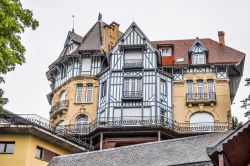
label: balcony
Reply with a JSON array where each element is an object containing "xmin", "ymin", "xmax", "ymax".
[
  {"xmin": 123, "ymin": 59, "xmax": 143, "ymax": 69},
  {"xmin": 122, "ymin": 91, "xmax": 143, "ymax": 101},
  {"xmin": 186, "ymin": 93, "xmax": 216, "ymax": 105},
  {"xmin": 50, "ymin": 100, "xmax": 69, "ymax": 119}
]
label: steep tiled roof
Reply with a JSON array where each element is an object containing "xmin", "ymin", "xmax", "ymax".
[
  {"xmin": 78, "ymin": 21, "xmax": 107, "ymax": 52},
  {"xmin": 49, "ymin": 132, "xmax": 230, "ymax": 166},
  {"xmin": 152, "ymin": 38, "xmax": 245, "ymax": 66}
]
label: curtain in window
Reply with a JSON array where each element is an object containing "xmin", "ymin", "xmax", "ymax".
[{"xmin": 75, "ymin": 84, "xmax": 83, "ymax": 103}]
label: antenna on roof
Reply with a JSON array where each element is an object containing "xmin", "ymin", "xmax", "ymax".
[
  {"xmin": 72, "ymin": 14, "xmax": 75, "ymax": 33},
  {"xmin": 98, "ymin": 12, "xmax": 102, "ymax": 21}
]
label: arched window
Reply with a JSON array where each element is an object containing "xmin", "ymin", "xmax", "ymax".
[
  {"xmin": 75, "ymin": 115, "xmax": 89, "ymax": 133},
  {"xmin": 190, "ymin": 112, "xmax": 214, "ymax": 132}
]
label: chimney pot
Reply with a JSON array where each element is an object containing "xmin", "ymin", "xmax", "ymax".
[{"xmin": 218, "ymin": 31, "xmax": 225, "ymax": 45}]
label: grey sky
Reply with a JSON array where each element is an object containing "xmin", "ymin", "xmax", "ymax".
[{"xmin": 2, "ymin": 0, "xmax": 250, "ymax": 122}]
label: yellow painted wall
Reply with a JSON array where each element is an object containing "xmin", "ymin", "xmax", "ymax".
[
  {"xmin": 51, "ymin": 76, "xmax": 99, "ymax": 125},
  {"xmin": 0, "ymin": 134, "xmax": 70, "ymax": 166},
  {"xmin": 173, "ymin": 72, "xmax": 231, "ymax": 124}
]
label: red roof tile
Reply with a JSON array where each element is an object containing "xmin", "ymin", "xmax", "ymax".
[{"xmin": 152, "ymin": 38, "xmax": 245, "ymax": 66}]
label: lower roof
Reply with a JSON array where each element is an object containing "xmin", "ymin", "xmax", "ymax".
[{"xmin": 49, "ymin": 132, "xmax": 230, "ymax": 166}]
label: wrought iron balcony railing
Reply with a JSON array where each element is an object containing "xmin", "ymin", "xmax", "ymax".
[
  {"xmin": 61, "ymin": 116, "xmax": 231, "ymax": 134},
  {"xmin": 123, "ymin": 59, "xmax": 143, "ymax": 68},
  {"xmin": 50, "ymin": 100, "xmax": 69, "ymax": 118},
  {"xmin": 122, "ymin": 91, "xmax": 143, "ymax": 100},
  {"xmin": 0, "ymin": 113, "xmax": 89, "ymax": 148},
  {"xmin": 186, "ymin": 93, "xmax": 216, "ymax": 103}
]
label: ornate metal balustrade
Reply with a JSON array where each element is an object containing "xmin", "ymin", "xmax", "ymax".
[
  {"xmin": 63, "ymin": 116, "xmax": 231, "ymax": 134},
  {"xmin": 123, "ymin": 59, "xmax": 143, "ymax": 68},
  {"xmin": 122, "ymin": 91, "xmax": 143, "ymax": 100},
  {"xmin": 186, "ymin": 93, "xmax": 216, "ymax": 104},
  {"xmin": 50, "ymin": 100, "xmax": 69, "ymax": 118},
  {"xmin": 0, "ymin": 113, "xmax": 89, "ymax": 148}
]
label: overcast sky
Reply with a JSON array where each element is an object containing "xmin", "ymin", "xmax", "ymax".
[{"xmin": 2, "ymin": 0, "xmax": 250, "ymax": 122}]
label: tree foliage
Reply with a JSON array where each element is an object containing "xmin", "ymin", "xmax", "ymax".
[
  {"xmin": 0, "ymin": 0, "xmax": 39, "ymax": 112},
  {"xmin": 241, "ymin": 78, "xmax": 250, "ymax": 118},
  {"xmin": 232, "ymin": 116, "xmax": 243, "ymax": 130}
]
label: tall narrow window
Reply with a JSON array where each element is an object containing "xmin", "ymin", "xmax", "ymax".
[
  {"xmin": 86, "ymin": 84, "xmax": 93, "ymax": 102},
  {"xmin": 75, "ymin": 84, "xmax": 83, "ymax": 103},
  {"xmin": 101, "ymin": 81, "xmax": 107, "ymax": 98},
  {"xmin": 186, "ymin": 80, "xmax": 193, "ymax": 100},
  {"xmin": 197, "ymin": 80, "xmax": 204, "ymax": 99},
  {"xmin": 207, "ymin": 79, "xmax": 215, "ymax": 99},
  {"xmin": 160, "ymin": 79, "xmax": 166, "ymax": 95}
]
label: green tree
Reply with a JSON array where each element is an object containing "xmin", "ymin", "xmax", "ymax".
[
  {"xmin": 241, "ymin": 78, "xmax": 250, "ymax": 119},
  {"xmin": 232, "ymin": 116, "xmax": 243, "ymax": 130},
  {"xmin": 0, "ymin": 0, "xmax": 39, "ymax": 112}
]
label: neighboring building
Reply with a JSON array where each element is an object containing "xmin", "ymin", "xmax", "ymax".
[
  {"xmin": 0, "ymin": 111, "xmax": 86, "ymax": 166},
  {"xmin": 152, "ymin": 33, "xmax": 245, "ymax": 129},
  {"xmin": 49, "ymin": 120, "xmax": 250, "ymax": 166},
  {"xmin": 46, "ymin": 15, "xmax": 120, "ymax": 130}
]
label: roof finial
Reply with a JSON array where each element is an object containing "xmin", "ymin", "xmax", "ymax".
[
  {"xmin": 72, "ymin": 14, "xmax": 75, "ymax": 33},
  {"xmin": 98, "ymin": 12, "xmax": 102, "ymax": 21}
]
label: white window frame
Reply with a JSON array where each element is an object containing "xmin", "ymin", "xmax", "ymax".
[
  {"xmin": 86, "ymin": 84, "xmax": 93, "ymax": 103},
  {"xmin": 186, "ymin": 80, "xmax": 193, "ymax": 100},
  {"xmin": 197, "ymin": 80, "xmax": 204, "ymax": 99},
  {"xmin": 124, "ymin": 78, "xmax": 142, "ymax": 92},
  {"xmin": 75, "ymin": 84, "xmax": 83, "ymax": 103},
  {"xmin": 160, "ymin": 48, "xmax": 172, "ymax": 57},
  {"xmin": 207, "ymin": 79, "xmax": 215, "ymax": 99}
]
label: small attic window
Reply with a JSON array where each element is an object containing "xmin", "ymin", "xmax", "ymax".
[{"xmin": 159, "ymin": 48, "xmax": 172, "ymax": 57}]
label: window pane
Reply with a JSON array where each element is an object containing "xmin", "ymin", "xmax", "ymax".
[
  {"xmin": 102, "ymin": 82, "xmax": 107, "ymax": 97},
  {"xmin": 0, "ymin": 143, "xmax": 5, "ymax": 153},
  {"xmin": 36, "ymin": 147, "xmax": 43, "ymax": 159},
  {"xmin": 86, "ymin": 84, "xmax": 93, "ymax": 102},
  {"xmin": 75, "ymin": 84, "xmax": 83, "ymax": 103},
  {"xmin": 6, "ymin": 143, "xmax": 14, "ymax": 153}
]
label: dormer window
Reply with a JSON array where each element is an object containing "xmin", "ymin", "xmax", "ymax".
[
  {"xmin": 67, "ymin": 43, "xmax": 77, "ymax": 55},
  {"xmin": 159, "ymin": 48, "xmax": 172, "ymax": 57},
  {"xmin": 189, "ymin": 37, "xmax": 208, "ymax": 65},
  {"xmin": 192, "ymin": 52, "xmax": 206, "ymax": 65}
]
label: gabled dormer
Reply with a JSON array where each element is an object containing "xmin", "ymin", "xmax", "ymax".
[
  {"xmin": 109, "ymin": 22, "xmax": 161, "ymax": 70},
  {"xmin": 188, "ymin": 37, "xmax": 208, "ymax": 65}
]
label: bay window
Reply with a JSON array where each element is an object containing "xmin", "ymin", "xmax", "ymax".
[{"xmin": 124, "ymin": 78, "xmax": 142, "ymax": 98}]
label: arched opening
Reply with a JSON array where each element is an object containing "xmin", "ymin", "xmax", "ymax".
[
  {"xmin": 190, "ymin": 112, "xmax": 214, "ymax": 132},
  {"xmin": 75, "ymin": 115, "xmax": 89, "ymax": 133}
]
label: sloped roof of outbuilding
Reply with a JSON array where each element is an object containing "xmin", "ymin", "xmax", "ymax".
[{"xmin": 49, "ymin": 132, "xmax": 230, "ymax": 166}]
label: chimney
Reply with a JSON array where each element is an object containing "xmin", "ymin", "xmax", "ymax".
[{"xmin": 218, "ymin": 31, "xmax": 225, "ymax": 45}]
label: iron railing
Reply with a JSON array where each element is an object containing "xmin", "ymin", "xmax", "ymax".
[
  {"xmin": 186, "ymin": 93, "xmax": 216, "ymax": 102},
  {"xmin": 124, "ymin": 59, "xmax": 143, "ymax": 68},
  {"xmin": 0, "ymin": 113, "xmax": 89, "ymax": 148},
  {"xmin": 63, "ymin": 116, "xmax": 231, "ymax": 134},
  {"xmin": 123, "ymin": 91, "xmax": 143, "ymax": 99},
  {"xmin": 50, "ymin": 100, "xmax": 69, "ymax": 114},
  {"xmin": 0, "ymin": 114, "xmax": 231, "ymax": 144}
]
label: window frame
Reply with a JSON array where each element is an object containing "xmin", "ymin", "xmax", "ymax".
[
  {"xmin": 75, "ymin": 83, "xmax": 83, "ymax": 103},
  {"xmin": 35, "ymin": 146, "xmax": 43, "ymax": 160},
  {"xmin": 101, "ymin": 81, "xmax": 107, "ymax": 98},
  {"xmin": 86, "ymin": 84, "xmax": 93, "ymax": 103},
  {"xmin": 0, "ymin": 142, "xmax": 15, "ymax": 154},
  {"xmin": 160, "ymin": 47, "xmax": 172, "ymax": 57}
]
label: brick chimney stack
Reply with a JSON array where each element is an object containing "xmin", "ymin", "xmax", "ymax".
[{"xmin": 218, "ymin": 31, "xmax": 225, "ymax": 45}]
